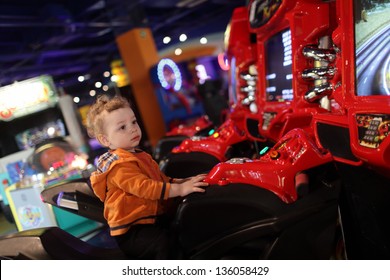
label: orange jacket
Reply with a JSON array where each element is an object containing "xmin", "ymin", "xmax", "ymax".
[{"xmin": 90, "ymin": 148, "xmax": 171, "ymax": 236}]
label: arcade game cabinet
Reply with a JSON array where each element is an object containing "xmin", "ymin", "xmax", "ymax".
[
  {"xmin": 153, "ymin": 115, "xmax": 214, "ymax": 162},
  {"xmin": 150, "ymin": 58, "xmax": 206, "ymax": 130},
  {"xmin": 151, "ymin": 56, "xmax": 227, "ymax": 163},
  {"xmin": 0, "ymin": 75, "xmax": 99, "ymax": 237},
  {"xmin": 0, "ymin": 75, "xmax": 64, "ymax": 228},
  {"xmin": 174, "ymin": 0, "xmax": 342, "ymax": 259},
  {"xmin": 248, "ymin": 0, "xmax": 335, "ymax": 144},
  {"xmin": 161, "ymin": 0, "xmax": 334, "ymax": 179},
  {"xmin": 160, "ymin": 7, "xmax": 264, "ymax": 178},
  {"xmin": 4, "ymin": 137, "xmax": 99, "ymax": 236},
  {"xmin": 311, "ymin": 0, "xmax": 390, "ymax": 259},
  {"xmin": 185, "ymin": 0, "xmax": 390, "ymax": 259}
]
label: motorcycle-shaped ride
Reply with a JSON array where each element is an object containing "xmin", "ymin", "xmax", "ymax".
[{"xmin": 0, "ymin": 127, "xmax": 340, "ymax": 260}]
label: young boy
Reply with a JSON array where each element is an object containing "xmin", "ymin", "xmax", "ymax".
[{"xmin": 86, "ymin": 94, "xmax": 208, "ymax": 259}]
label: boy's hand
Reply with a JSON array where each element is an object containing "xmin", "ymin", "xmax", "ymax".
[
  {"xmin": 169, "ymin": 174, "xmax": 209, "ymax": 197},
  {"xmin": 172, "ymin": 174, "xmax": 208, "ymax": 184}
]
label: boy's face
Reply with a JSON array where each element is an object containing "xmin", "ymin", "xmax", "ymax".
[{"xmin": 98, "ymin": 107, "xmax": 142, "ymax": 151}]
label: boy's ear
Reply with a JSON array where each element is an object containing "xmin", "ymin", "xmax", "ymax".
[{"xmin": 97, "ymin": 134, "xmax": 110, "ymax": 147}]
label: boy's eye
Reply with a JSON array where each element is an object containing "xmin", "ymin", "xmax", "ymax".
[
  {"xmin": 120, "ymin": 125, "xmax": 126, "ymax": 130},
  {"xmin": 132, "ymin": 120, "xmax": 138, "ymax": 125}
]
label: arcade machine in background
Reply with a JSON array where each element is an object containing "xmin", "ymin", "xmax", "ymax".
[
  {"xmin": 202, "ymin": 0, "xmax": 340, "ymax": 206},
  {"xmin": 247, "ymin": 0, "xmax": 335, "ymax": 145},
  {"xmin": 200, "ymin": 0, "xmax": 390, "ymax": 259},
  {"xmin": 175, "ymin": 0, "xmax": 343, "ymax": 259},
  {"xmin": 159, "ymin": 6, "xmax": 266, "ymax": 178},
  {"xmin": 151, "ymin": 56, "xmax": 229, "ymax": 162},
  {"xmin": 0, "ymin": 75, "xmax": 100, "ymax": 237}
]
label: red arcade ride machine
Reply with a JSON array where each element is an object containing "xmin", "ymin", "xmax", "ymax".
[
  {"xmin": 310, "ymin": 0, "xmax": 390, "ymax": 259},
  {"xmin": 160, "ymin": 7, "xmax": 265, "ymax": 178},
  {"xmin": 205, "ymin": 0, "xmax": 338, "ymax": 197},
  {"xmin": 173, "ymin": 0, "xmax": 343, "ymax": 259},
  {"xmin": 153, "ymin": 115, "xmax": 214, "ymax": 162},
  {"xmin": 161, "ymin": 0, "xmax": 336, "ymax": 179},
  {"xmin": 197, "ymin": 0, "xmax": 390, "ymax": 259}
]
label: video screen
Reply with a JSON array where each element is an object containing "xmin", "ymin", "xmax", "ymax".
[
  {"xmin": 0, "ymin": 106, "xmax": 68, "ymax": 157},
  {"xmin": 264, "ymin": 28, "xmax": 293, "ymax": 102},
  {"xmin": 354, "ymin": 0, "xmax": 390, "ymax": 96},
  {"xmin": 15, "ymin": 119, "xmax": 66, "ymax": 150}
]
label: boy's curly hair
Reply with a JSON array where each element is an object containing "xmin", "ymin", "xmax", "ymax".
[{"xmin": 86, "ymin": 95, "xmax": 131, "ymax": 138}]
